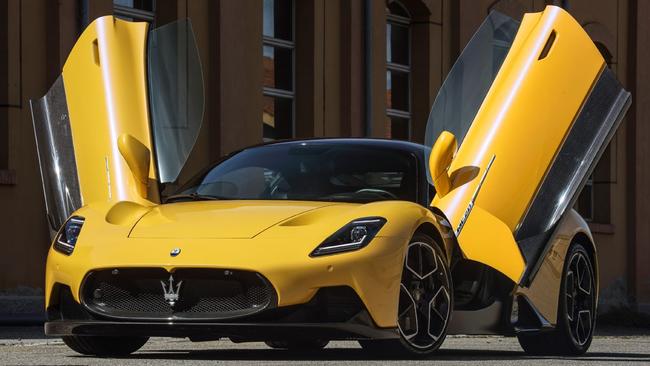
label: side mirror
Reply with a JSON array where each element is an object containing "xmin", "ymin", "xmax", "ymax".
[
  {"xmin": 117, "ymin": 133, "xmax": 151, "ymax": 198},
  {"xmin": 429, "ymin": 131, "xmax": 457, "ymax": 197}
]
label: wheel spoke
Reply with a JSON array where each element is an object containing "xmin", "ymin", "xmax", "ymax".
[
  {"xmin": 566, "ymin": 271, "xmax": 575, "ymax": 321},
  {"xmin": 576, "ymin": 310, "xmax": 591, "ymax": 345},
  {"xmin": 577, "ymin": 257, "xmax": 592, "ymax": 296},
  {"xmin": 576, "ymin": 258, "xmax": 584, "ymax": 287},
  {"xmin": 405, "ymin": 243, "xmax": 438, "ymax": 280},
  {"xmin": 428, "ymin": 286, "xmax": 450, "ymax": 341},
  {"xmin": 398, "ymin": 284, "xmax": 418, "ymax": 339}
]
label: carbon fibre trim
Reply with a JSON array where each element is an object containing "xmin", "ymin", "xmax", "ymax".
[
  {"xmin": 30, "ymin": 76, "xmax": 83, "ymax": 231},
  {"xmin": 44, "ymin": 320, "xmax": 399, "ymax": 341},
  {"xmin": 515, "ymin": 68, "xmax": 630, "ymax": 266}
]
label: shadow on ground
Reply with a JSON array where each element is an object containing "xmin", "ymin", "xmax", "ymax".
[
  {"xmin": 70, "ymin": 347, "xmax": 650, "ymax": 363},
  {"xmin": 0, "ymin": 326, "xmax": 46, "ymax": 340}
]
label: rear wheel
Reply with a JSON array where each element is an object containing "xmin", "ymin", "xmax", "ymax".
[
  {"xmin": 62, "ymin": 335, "xmax": 148, "ymax": 356},
  {"xmin": 359, "ymin": 233, "xmax": 452, "ymax": 356},
  {"xmin": 265, "ymin": 340, "xmax": 329, "ymax": 350},
  {"xmin": 517, "ymin": 242, "xmax": 596, "ymax": 355}
]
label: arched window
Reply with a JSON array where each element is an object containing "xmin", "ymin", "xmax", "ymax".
[
  {"xmin": 263, "ymin": 0, "xmax": 294, "ymax": 141},
  {"xmin": 386, "ymin": 0, "xmax": 411, "ymax": 140}
]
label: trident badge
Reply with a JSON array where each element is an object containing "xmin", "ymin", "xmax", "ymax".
[{"xmin": 160, "ymin": 275, "xmax": 182, "ymax": 307}]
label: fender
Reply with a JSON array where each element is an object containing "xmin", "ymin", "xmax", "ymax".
[{"xmin": 516, "ymin": 209, "xmax": 597, "ymax": 327}]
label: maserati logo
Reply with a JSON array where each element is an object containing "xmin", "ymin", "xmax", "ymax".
[{"xmin": 160, "ymin": 275, "xmax": 182, "ymax": 307}]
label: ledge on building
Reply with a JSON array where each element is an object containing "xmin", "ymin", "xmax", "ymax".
[
  {"xmin": 0, "ymin": 169, "xmax": 16, "ymax": 185},
  {"xmin": 588, "ymin": 222, "xmax": 615, "ymax": 235}
]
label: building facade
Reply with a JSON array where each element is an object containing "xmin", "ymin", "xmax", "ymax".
[{"xmin": 1, "ymin": 0, "xmax": 649, "ymax": 320}]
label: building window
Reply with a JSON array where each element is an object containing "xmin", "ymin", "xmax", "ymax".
[
  {"xmin": 263, "ymin": 0, "xmax": 294, "ymax": 141},
  {"xmin": 386, "ymin": 0, "xmax": 411, "ymax": 140},
  {"xmin": 576, "ymin": 146, "xmax": 612, "ymax": 224},
  {"xmin": 0, "ymin": 0, "xmax": 19, "ymax": 184},
  {"xmin": 576, "ymin": 41, "xmax": 615, "ymax": 224},
  {"xmin": 113, "ymin": 0, "xmax": 156, "ymax": 23},
  {"xmin": 0, "ymin": 112, "xmax": 7, "ymax": 171},
  {"xmin": 1, "ymin": 5, "xmax": 8, "ymax": 171}
]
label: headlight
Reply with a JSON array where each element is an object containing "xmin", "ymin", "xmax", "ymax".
[
  {"xmin": 310, "ymin": 217, "xmax": 387, "ymax": 257},
  {"xmin": 54, "ymin": 216, "xmax": 85, "ymax": 255}
]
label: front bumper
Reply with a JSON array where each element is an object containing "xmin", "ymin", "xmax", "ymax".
[
  {"xmin": 46, "ymin": 235, "xmax": 407, "ymax": 327},
  {"xmin": 45, "ymin": 285, "xmax": 398, "ymax": 341}
]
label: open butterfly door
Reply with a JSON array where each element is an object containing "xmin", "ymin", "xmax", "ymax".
[
  {"xmin": 31, "ymin": 17, "xmax": 203, "ymax": 231},
  {"xmin": 425, "ymin": 6, "xmax": 630, "ymax": 283}
]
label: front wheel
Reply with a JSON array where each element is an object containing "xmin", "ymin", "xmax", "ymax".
[
  {"xmin": 62, "ymin": 335, "xmax": 148, "ymax": 356},
  {"xmin": 360, "ymin": 233, "xmax": 453, "ymax": 356},
  {"xmin": 517, "ymin": 242, "xmax": 597, "ymax": 355}
]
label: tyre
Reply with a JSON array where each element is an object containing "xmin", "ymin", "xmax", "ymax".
[
  {"xmin": 62, "ymin": 335, "xmax": 149, "ymax": 356},
  {"xmin": 517, "ymin": 242, "xmax": 596, "ymax": 356},
  {"xmin": 359, "ymin": 233, "xmax": 453, "ymax": 356},
  {"xmin": 265, "ymin": 340, "xmax": 329, "ymax": 350}
]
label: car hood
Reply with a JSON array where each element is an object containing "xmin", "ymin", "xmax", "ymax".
[{"xmin": 128, "ymin": 200, "xmax": 339, "ymax": 239}]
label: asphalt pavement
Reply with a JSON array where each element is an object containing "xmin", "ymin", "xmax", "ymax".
[{"xmin": 1, "ymin": 326, "xmax": 649, "ymax": 365}]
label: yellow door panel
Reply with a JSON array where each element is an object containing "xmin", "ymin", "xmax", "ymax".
[
  {"xmin": 32, "ymin": 17, "xmax": 205, "ymax": 231},
  {"xmin": 62, "ymin": 16, "xmax": 158, "ymax": 206},
  {"xmin": 428, "ymin": 6, "xmax": 610, "ymax": 282}
]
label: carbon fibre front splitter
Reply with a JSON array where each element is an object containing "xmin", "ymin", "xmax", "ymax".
[{"xmin": 44, "ymin": 320, "xmax": 399, "ymax": 341}]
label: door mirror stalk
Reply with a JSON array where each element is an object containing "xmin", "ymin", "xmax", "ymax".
[
  {"xmin": 118, "ymin": 133, "xmax": 151, "ymax": 198},
  {"xmin": 429, "ymin": 131, "xmax": 457, "ymax": 197}
]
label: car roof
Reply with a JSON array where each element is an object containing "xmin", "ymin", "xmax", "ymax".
[{"xmin": 244, "ymin": 138, "xmax": 427, "ymax": 156}]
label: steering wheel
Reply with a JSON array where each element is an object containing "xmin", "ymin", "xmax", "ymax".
[
  {"xmin": 354, "ymin": 188, "xmax": 398, "ymax": 199},
  {"xmin": 268, "ymin": 177, "xmax": 290, "ymax": 198}
]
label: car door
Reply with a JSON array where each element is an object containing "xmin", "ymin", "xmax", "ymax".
[
  {"xmin": 31, "ymin": 17, "xmax": 203, "ymax": 231},
  {"xmin": 425, "ymin": 6, "xmax": 630, "ymax": 283}
]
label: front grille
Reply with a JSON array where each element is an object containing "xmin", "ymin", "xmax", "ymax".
[{"xmin": 82, "ymin": 268, "xmax": 275, "ymax": 321}]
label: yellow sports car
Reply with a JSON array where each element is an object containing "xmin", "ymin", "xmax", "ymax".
[{"xmin": 31, "ymin": 6, "xmax": 629, "ymax": 357}]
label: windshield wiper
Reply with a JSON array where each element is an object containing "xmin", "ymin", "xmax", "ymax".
[{"xmin": 165, "ymin": 192, "xmax": 225, "ymax": 203}]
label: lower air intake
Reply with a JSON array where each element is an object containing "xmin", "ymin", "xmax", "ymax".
[{"xmin": 82, "ymin": 268, "xmax": 275, "ymax": 321}]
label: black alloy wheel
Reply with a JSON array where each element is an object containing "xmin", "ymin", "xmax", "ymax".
[
  {"xmin": 359, "ymin": 233, "xmax": 452, "ymax": 356},
  {"xmin": 517, "ymin": 242, "xmax": 597, "ymax": 355},
  {"xmin": 564, "ymin": 248, "xmax": 596, "ymax": 347}
]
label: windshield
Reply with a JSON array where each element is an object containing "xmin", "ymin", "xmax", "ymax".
[
  {"xmin": 424, "ymin": 11, "xmax": 519, "ymax": 183},
  {"xmin": 148, "ymin": 19, "xmax": 204, "ymax": 183},
  {"xmin": 175, "ymin": 143, "xmax": 417, "ymax": 203}
]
